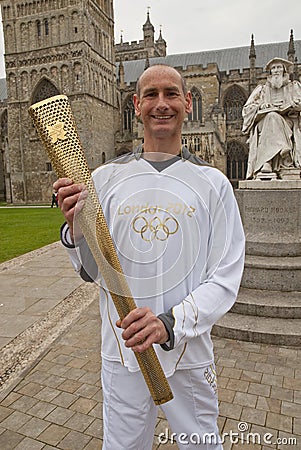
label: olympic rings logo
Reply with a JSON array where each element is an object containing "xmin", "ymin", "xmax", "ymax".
[{"xmin": 132, "ymin": 215, "xmax": 179, "ymax": 242}]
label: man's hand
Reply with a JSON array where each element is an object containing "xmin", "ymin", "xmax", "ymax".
[
  {"xmin": 53, "ymin": 178, "xmax": 86, "ymax": 242},
  {"xmin": 116, "ymin": 307, "xmax": 169, "ymax": 353},
  {"xmin": 259, "ymin": 103, "xmax": 272, "ymax": 110}
]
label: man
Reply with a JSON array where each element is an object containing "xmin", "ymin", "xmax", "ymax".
[
  {"xmin": 54, "ymin": 65, "xmax": 245, "ymax": 449},
  {"xmin": 242, "ymin": 57, "xmax": 301, "ymax": 179},
  {"xmin": 51, "ymin": 190, "xmax": 58, "ymax": 207}
]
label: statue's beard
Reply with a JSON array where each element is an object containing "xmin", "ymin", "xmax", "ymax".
[{"xmin": 267, "ymin": 72, "xmax": 289, "ymax": 89}]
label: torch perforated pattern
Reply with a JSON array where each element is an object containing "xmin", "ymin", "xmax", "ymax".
[{"xmin": 29, "ymin": 95, "xmax": 173, "ymax": 405}]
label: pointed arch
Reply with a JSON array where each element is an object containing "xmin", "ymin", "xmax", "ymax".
[
  {"xmin": 71, "ymin": 10, "xmax": 79, "ymax": 34},
  {"xmin": 223, "ymin": 85, "xmax": 247, "ymax": 122},
  {"xmin": 31, "ymin": 77, "xmax": 60, "ymax": 105},
  {"xmin": 123, "ymin": 94, "xmax": 135, "ymax": 132},
  {"xmin": 20, "ymin": 22, "xmax": 28, "ymax": 50},
  {"xmin": 188, "ymin": 87, "xmax": 202, "ymax": 122},
  {"xmin": 61, "ymin": 64, "xmax": 70, "ymax": 92},
  {"xmin": 20, "ymin": 71, "xmax": 29, "ymax": 99},
  {"xmin": 5, "ymin": 24, "xmax": 14, "ymax": 52},
  {"xmin": 36, "ymin": 19, "xmax": 41, "ymax": 37},
  {"xmin": 226, "ymin": 140, "xmax": 248, "ymax": 187}
]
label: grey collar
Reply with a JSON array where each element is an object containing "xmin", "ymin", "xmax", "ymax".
[{"xmin": 134, "ymin": 145, "xmax": 190, "ymax": 161}]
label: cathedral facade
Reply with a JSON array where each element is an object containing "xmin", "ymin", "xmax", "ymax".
[
  {"xmin": 0, "ymin": 0, "xmax": 117, "ymax": 203},
  {"xmin": 115, "ymin": 27, "xmax": 301, "ymax": 187},
  {"xmin": 0, "ymin": 3, "xmax": 300, "ymax": 203}
]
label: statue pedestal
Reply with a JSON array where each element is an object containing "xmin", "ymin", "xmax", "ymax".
[
  {"xmin": 213, "ymin": 179, "xmax": 301, "ymax": 346},
  {"xmin": 237, "ymin": 179, "xmax": 301, "ymax": 260}
]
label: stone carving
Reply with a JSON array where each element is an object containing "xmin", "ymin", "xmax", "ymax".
[{"xmin": 242, "ymin": 57, "xmax": 301, "ymax": 179}]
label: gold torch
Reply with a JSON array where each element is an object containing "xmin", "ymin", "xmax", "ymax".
[{"xmin": 29, "ymin": 95, "xmax": 173, "ymax": 405}]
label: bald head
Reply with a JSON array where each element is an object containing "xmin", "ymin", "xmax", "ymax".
[{"xmin": 136, "ymin": 64, "xmax": 187, "ymax": 97}]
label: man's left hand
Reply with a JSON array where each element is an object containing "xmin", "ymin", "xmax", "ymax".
[{"xmin": 116, "ymin": 307, "xmax": 168, "ymax": 353}]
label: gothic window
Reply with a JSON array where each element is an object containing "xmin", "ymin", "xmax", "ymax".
[
  {"xmin": 44, "ymin": 19, "xmax": 49, "ymax": 36},
  {"xmin": 99, "ymin": 73, "xmax": 103, "ymax": 97},
  {"xmin": 31, "ymin": 78, "xmax": 60, "ymax": 104},
  {"xmin": 94, "ymin": 74, "xmax": 99, "ymax": 97},
  {"xmin": 37, "ymin": 20, "xmax": 41, "ymax": 37},
  {"xmin": 61, "ymin": 65, "xmax": 70, "ymax": 92},
  {"xmin": 123, "ymin": 96, "xmax": 134, "ymax": 132},
  {"xmin": 3, "ymin": 6, "xmax": 11, "ymax": 19},
  {"xmin": 182, "ymin": 136, "xmax": 188, "ymax": 147},
  {"xmin": 74, "ymin": 62, "xmax": 81, "ymax": 87},
  {"xmin": 102, "ymin": 152, "xmax": 106, "ymax": 164},
  {"xmin": 193, "ymin": 136, "xmax": 201, "ymax": 153},
  {"xmin": 103, "ymin": 77, "xmax": 107, "ymax": 101},
  {"xmin": 223, "ymin": 85, "xmax": 247, "ymax": 123},
  {"xmin": 59, "ymin": 15, "xmax": 65, "ymax": 43},
  {"xmin": 72, "ymin": 11, "xmax": 79, "ymax": 34},
  {"xmin": 20, "ymin": 23, "xmax": 28, "ymax": 50},
  {"xmin": 20, "ymin": 72, "xmax": 29, "ymax": 99},
  {"xmin": 5, "ymin": 24, "xmax": 14, "ymax": 52},
  {"xmin": 188, "ymin": 88, "xmax": 202, "ymax": 122},
  {"xmin": 226, "ymin": 141, "xmax": 248, "ymax": 188},
  {"xmin": 30, "ymin": 70, "xmax": 38, "ymax": 87},
  {"xmin": 50, "ymin": 16, "xmax": 57, "ymax": 44},
  {"xmin": 8, "ymin": 73, "xmax": 17, "ymax": 99}
]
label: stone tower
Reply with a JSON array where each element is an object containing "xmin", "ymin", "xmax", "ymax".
[
  {"xmin": 142, "ymin": 10, "xmax": 155, "ymax": 50},
  {"xmin": 0, "ymin": 0, "xmax": 117, "ymax": 203},
  {"xmin": 115, "ymin": 10, "xmax": 166, "ymax": 62}
]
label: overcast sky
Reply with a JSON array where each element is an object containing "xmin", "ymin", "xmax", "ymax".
[
  {"xmin": 114, "ymin": 0, "xmax": 301, "ymax": 53},
  {"xmin": 0, "ymin": 0, "xmax": 300, "ymax": 78}
]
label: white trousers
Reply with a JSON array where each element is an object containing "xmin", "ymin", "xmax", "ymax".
[{"xmin": 101, "ymin": 359, "xmax": 223, "ymax": 450}]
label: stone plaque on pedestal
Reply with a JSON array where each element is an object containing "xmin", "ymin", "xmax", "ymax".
[
  {"xmin": 235, "ymin": 180, "xmax": 301, "ymax": 291},
  {"xmin": 236, "ymin": 180, "xmax": 301, "ymax": 258}
]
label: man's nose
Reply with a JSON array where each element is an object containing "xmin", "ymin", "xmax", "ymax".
[{"xmin": 156, "ymin": 93, "xmax": 168, "ymax": 109}]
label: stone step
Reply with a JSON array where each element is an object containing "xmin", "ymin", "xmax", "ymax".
[
  {"xmin": 242, "ymin": 255, "xmax": 301, "ymax": 291},
  {"xmin": 213, "ymin": 312, "xmax": 301, "ymax": 346},
  {"xmin": 233, "ymin": 287, "xmax": 301, "ymax": 318},
  {"xmin": 245, "ymin": 255, "xmax": 301, "ymax": 269}
]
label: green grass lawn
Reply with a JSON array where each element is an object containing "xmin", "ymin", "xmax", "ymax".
[{"xmin": 0, "ymin": 207, "xmax": 64, "ymax": 263}]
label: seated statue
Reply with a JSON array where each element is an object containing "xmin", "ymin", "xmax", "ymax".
[{"xmin": 242, "ymin": 57, "xmax": 301, "ymax": 179}]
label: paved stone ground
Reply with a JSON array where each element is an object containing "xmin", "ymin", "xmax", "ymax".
[{"xmin": 0, "ymin": 244, "xmax": 300, "ymax": 449}]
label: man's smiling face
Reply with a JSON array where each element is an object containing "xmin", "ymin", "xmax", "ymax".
[{"xmin": 133, "ymin": 66, "xmax": 192, "ymax": 143}]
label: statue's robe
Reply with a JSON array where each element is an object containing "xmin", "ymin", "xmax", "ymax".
[{"xmin": 242, "ymin": 80, "xmax": 301, "ymax": 178}]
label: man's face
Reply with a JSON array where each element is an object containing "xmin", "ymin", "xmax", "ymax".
[
  {"xmin": 271, "ymin": 63, "xmax": 284, "ymax": 77},
  {"xmin": 133, "ymin": 66, "xmax": 192, "ymax": 141},
  {"xmin": 269, "ymin": 63, "xmax": 285, "ymax": 89}
]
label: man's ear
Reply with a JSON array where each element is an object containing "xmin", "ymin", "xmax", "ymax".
[
  {"xmin": 133, "ymin": 94, "xmax": 141, "ymax": 117},
  {"xmin": 185, "ymin": 91, "xmax": 192, "ymax": 114}
]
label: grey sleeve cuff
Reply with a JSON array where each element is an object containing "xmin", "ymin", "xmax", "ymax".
[
  {"xmin": 60, "ymin": 222, "xmax": 97, "ymax": 283},
  {"xmin": 157, "ymin": 309, "xmax": 175, "ymax": 351}
]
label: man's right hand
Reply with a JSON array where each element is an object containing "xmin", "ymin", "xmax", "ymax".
[{"xmin": 53, "ymin": 178, "xmax": 85, "ymax": 242}]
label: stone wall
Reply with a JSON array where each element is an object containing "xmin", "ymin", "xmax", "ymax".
[{"xmin": 1, "ymin": 0, "xmax": 117, "ymax": 203}]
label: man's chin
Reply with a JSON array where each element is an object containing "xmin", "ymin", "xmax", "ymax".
[{"xmin": 151, "ymin": 128, "xmax": 174, "ymax": 138}]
